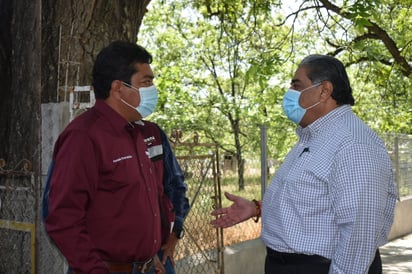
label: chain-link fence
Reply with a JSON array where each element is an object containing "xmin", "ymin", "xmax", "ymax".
[
  {"xmin": 170, "ymin": 131, "xmax": 224, "ymax": 273},
  {"xmin": 170, "ymin": 131, "xmax": 265, "ymax": 274},
  {"xmin": 0, "ymin": 160, "xmax": 37, "ymax": 274},
  {"xmin": 213, "ymin": 132, "xmax": 412, "ymax": 251},
  {"xmin": 1, "ymin": 106, "xmax": 410, "ymax": 274},
  {"xmin": 381, "ymin": 133, "xmax": 412, "ymax": 199},
  {"xmin": 0, "ymin": 103, "xmax": 68, "ymax": 274}
]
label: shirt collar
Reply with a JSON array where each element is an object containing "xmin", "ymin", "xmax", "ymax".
[
  {"xmin": 93, "ymin": 99, "xmax": 130, "ymax": 134},
  {"xmin": 297, "ymin": 105, "xmax": 352, "ymax": 139}
]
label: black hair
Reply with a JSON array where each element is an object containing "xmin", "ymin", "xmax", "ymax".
[
  {"xmin": 92, "ymin": 41, "xmax": 153, "ymax": 99},
  {"xmin": 299, "ymin": 54, "xmax": 355, "ymax": 105}
]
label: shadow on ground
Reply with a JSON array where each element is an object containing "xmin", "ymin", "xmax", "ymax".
[{"xmin": 381, "ymin": 234, "xmax": 412, "ymax": 274}]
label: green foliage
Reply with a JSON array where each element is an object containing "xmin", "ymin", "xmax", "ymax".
[
  {"xmin": 286, "ymin": 0, "xmax": 411, "ymax": 133},
  {"xmin": 139, "ymin": 0, "xmax": 411, "ymax": 178},
  {"xmin": 141, "ymin": 0, "xmax": 297, "ymax": 165},
  {"xmin": 220, "ymin": 175, "xmax": 262, "ymax": 204}
]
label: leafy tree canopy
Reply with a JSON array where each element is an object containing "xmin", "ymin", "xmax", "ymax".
[{"xmin": 139, "ymin": 0, "xmax": 411, "ymax": 186}]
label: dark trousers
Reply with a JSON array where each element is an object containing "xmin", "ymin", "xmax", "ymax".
[{"xmin": 265, "ymin": 248, "xmax": 382, "ymax": 274}]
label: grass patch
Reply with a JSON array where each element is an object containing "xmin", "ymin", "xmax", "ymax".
[{"xmin": 219, "ymin": 175, "xmax": 262, "ymax": 207}]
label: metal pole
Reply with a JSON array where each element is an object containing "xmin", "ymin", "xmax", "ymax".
[
  {"xmin": 56, "ymin": 25, "xmax": 62, "ymax": 101},
  {"xmin": 394, "ymin": 135, "xmax": 400, "ymax": 201},
  {"xmin": 260, "ymin": 125, "xmax": 268, "ymax": 199}
]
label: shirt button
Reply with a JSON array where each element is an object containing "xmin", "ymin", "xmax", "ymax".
[{"xmin": 154, "ymin": 240, "xmax": 157, "ymax": 244}]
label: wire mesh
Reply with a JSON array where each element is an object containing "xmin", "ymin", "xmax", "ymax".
[
  {"xmin": 171, "ymin": 139, "xmax": 224, "ymax": 274},
  {"xmin": 1, "ymin": 122, "xmax": 410, "ymax": 274},
  {"xmin": 381, "ymin": 133, "xmax": 412, "ymax": 198},
  {"xmin": 0, "ymin": 161, "xmax": 35, "ymax": 274}
]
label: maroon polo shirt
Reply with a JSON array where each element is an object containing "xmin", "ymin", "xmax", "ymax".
[{"xmin": 45, "ymin": 100, "xmax": 163, "ymax": 274}]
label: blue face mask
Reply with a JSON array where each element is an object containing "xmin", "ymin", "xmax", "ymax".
[
  {"xmin": 121, "ymin": 82, "xmax": 159, "ymax": 118},
  {"xmin": 282, "ymin": 83, "xmax": 321, "ymax": 124}
]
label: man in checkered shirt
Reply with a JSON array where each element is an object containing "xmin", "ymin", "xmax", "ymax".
[{"xmin": 211, "ymin": 54, "xmax": 397, "ymax": 274}]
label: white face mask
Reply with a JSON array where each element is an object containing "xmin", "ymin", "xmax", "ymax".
[
  {"xmin": 282, "ymin": 83, "xmax": 321, "ymax": 124},
  {"xmin": 121, "ymin": 82, "xmax": 159, "ymax": 118}
]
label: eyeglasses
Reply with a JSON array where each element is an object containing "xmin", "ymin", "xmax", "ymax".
[
  {"xmin": 299, "ymin": 82, "xmax": 322, "ymax": 92},
  {"xmin": 121, "ymin": 82, "xmax": 139, "ymax": 91}
]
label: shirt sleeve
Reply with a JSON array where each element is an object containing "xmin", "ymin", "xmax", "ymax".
[
  {"xmin": 329, "ymin": 143, "xmax": 395, "ymax": 274},
  {"xmin": 160, "ymin": 128, "xmax": 190, "ymax": 231},
  {"xmin": 45, "ymin": 130, "xmax": 109, "ymax": 274}
]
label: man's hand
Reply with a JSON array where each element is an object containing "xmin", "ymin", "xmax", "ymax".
[
  {"xmin": 210, "ymin": 192, "xmax": 257, "ymax": 228},
  {"xmin": 153, "ymin": 254, "xmax": 166, "ymax": 274},
  {"xmin": 160, "ymin": 232, "xmax": 179, "ymax": 266}
]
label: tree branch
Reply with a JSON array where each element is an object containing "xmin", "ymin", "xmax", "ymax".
[{"xmin": 317, "ymin": 0, "xmax": 411, "ymax": 77}]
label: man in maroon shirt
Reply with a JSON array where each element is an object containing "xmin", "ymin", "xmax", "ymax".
[{"xmin": 44, "ymin": 41, "xmax": 188, "ymax": 274}]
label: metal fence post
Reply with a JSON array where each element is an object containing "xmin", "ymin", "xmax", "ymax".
[{"xmin": 260, "ymin": 125, "xmax": 267, "ymax": 199}]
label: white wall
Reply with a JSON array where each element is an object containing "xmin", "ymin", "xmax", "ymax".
[{"xmin": 388, "ymin": 197, "xmax": 412, "ymax": 241}]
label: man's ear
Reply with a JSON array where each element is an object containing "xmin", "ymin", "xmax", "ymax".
[
  {"xmin": 320, "ymin": 81, "xmax": 333, "ymax": 101},
  {"xmin": 110, "ymin": 80, "xmax": 123, "ymax": 99}
]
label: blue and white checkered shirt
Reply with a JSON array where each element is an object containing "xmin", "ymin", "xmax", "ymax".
[{"xmin": 261, "ymin": 105, "xmax": 397, "ymax": 274}]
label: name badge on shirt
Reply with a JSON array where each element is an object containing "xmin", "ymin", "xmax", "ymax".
[{"xmin": 147, "ymin": 145, "xmax": 163, "ymax": 160}]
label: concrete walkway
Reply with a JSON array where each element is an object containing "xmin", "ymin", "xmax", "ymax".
[
  {"xmin": 221, "ymin": 235, "xmax": 412, "ymax": 274},
  {"xmin": 381, "ymin": 234, "xmax": 412, "ymax": 273}
]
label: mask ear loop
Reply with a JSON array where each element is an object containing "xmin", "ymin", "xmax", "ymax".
[
  {"xmin": 305, "ymin": 101, "xmax": 320, "ymax": 110},
  {"xmin": 119, "ymin": 83, "xmax": 140, "ymax": 110},
  {"xmin": 121, "ymin": 98, "xmax": 137, "ymax": 110},
  {"xmin": 304, "ymin": 84, "xmax": 324, "ymax": 110}
]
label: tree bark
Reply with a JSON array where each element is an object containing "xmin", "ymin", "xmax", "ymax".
[
  {"xmin": 0, "ymin": 1, "xmax": 151, "ymax": 272},
  {"xmin": 0, "ymin": 0, "xmax": 41, "ymax": 169},
  {"xmin": 42, "ymin": 0, "xmax": 151, "ymax": 103},
  {"xmin": 0, "ymin": 0, "xmax": 151, "ymax": 168}
]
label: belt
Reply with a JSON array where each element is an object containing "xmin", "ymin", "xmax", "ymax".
[
  {"xmin": 73, "ymin": 258, "xmax": 153, "ymax": 274},
  {"xmin": 266, "ymin": 247, "xmax": 331, "ymax": 265}
]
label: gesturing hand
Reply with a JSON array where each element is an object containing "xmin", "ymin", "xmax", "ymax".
[{"xmin": 210, "ymin": 192, "xmax": 258, "ymax": 228}]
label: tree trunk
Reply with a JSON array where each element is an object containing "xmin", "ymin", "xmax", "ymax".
[
  {"xmin": 0, "ymin": 0, "xmax": 151, "ymax": 272},
  {"xmin": 42, "ymin": 0, "xmax": 151, "ymax": 103},
  {"xmin": 0, "ymin": 0, "xmax": 41, "ymax": 170},
  {"xmin": 233, "ymin": 120, "xmax": 245, "ymax": 190},
  {"xmin": 1, "ymin": 0, "xmax": 151, "ymax": 165}
]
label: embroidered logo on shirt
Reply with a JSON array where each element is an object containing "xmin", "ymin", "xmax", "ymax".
[
  {"xmin": 112, "ymin": 155, "xmax": 133, "ymax": 163},
  {"xmin": 144, "ymin": 136, "xmax": 155, "ymax": 145}
]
